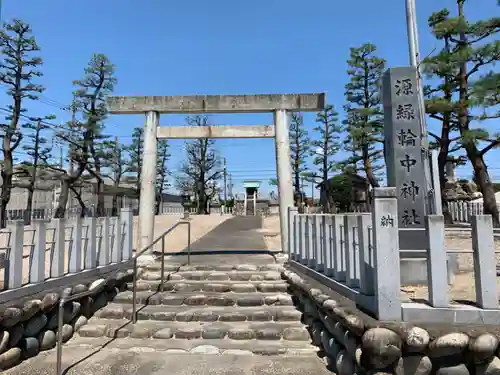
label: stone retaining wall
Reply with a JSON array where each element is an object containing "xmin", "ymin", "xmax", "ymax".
[
  {"xmin": 282, "ymin": 269, "xmax": 500, "ymax": 375},
  {"xmin": 0, "ymin": 269, "xmax": 134, "ymax": 370}
]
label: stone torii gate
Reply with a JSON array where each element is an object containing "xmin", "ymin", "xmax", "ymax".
[{"xmin": 106, "ymin": 94, "xmax": 326, "ymax": 258}]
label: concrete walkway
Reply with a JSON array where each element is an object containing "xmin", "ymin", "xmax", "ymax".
[
  {"xmin": 182, "ymin": 216, "xmax": 268, "ymax": 252},
  {"xmin": 5, "ymin": 347, "xmax": 333, "ymax": 375}
]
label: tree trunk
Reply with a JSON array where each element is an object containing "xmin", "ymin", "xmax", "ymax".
[
  {"xmin": 96, "ymin": 179, "xmax": 105, "ymax": 216},
  {"xmin": 112, "ymin": 193, "xmax": 119, "ymax": 217},
  {"xmin": 467, "ymin": 148, "xmax": 499, "ymax": 226},
  {"xmin": 55, "ymin": 181, "xmax": 70, "ymax": 218},
  {"xmin": 24, "ymin": 188, "xmax": 34, "ymax": 225}
]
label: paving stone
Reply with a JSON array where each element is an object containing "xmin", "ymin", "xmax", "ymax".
[
  {"xmin": 190, "ymin": 345, "xmax": 220, "ymax": 354},
  {"xmin": 264, "ymin": 272, "xmax": 281, "ymax": 281},
  {"xmin": 184, "ymin": 295, "xmax": 207, "ymax": 306},
  {"xmin": 78, "ymin": 324, "xmax": 107, "ymax": 337},
  {"xmin": 219, "ymin": 312, "xmax": 247, "ymax": 322},
  {"xmin": 276, "ymin": 309, "xmax": 302, "ymax": 321},
  {"xmin": 106, "ymin": 325, "xmax": 132, "ymax": 338},
  {"xmin": 207, "ymin": 296, "xmax": 235, "ymax": 306},
  {"xmin": 265, "ymin": 295, "xmax": 293, "ymax": 306},
  {"xmin": 258, "ymin": 283, "xmax": 288, "ymax": 293},
  {"xmin": 202, "ymin": 326, "xmax": 228, "ymax": 339},
  {"xmin": 228, "ymin": 328, "xmax": 256, "ymax": 340},
  {"xmin": 236, "ymin": 265, "xmax": 258, "ymax": 272},
  {"xmin": 237, "ymin": 295, "xmax": 264, "ymax": 307},
  {"xmin": 161, "ymin": 295, "xmax": 185, "ymax": 306},
  {"xmin": 249, "ymin": 274, "xmax": 265, "ymax": 281},
  {"xmin": 150, "ymin": 311, "xmax": 176, "ymax": 321},
  {"xmin": 175, "ymin": 327, "xmax": 202, "ymax": 339},
  {"xmin": 130, "ymin": 326, "xmax": 156, "ymax": 339},
  {"xmin": 283, "ymin": 327, "xmax": 311, "ymax": 341},
  {"xmin": 207, "ymin": 272, "xmax": 230, "ymax": 281},
  {"xmin": 203, "ymin": 284, "xmax": 232, "ymax": 293},
  {"xmin": 194, "ymin": 311, "xmax": 219, "ymax": 322},
  {"xmin": 153, "ymin": 328, "xmax": 173, "ymax": 339},
  {"xmin": 21, "ymin": 337, "xmax": 39, "ymax": 358},
  {"xmin": 256, "ymin": 328, "xmax": 282, "ymax": 340},
  {"xmin": 250, "ymin": 311, "xmax": 273, "ymax": 321},
  {"xmin": 0, "ymin": 347, "xmax": 21, "ymax": 370},
  {"xmin": 176, "ymin": 311, "xmax": 194, "ymax": 322},
  {"xmin": 98, "ymin": 304, "xmax": 124, "ymax": 319},
  {"xmin": 222, "ymin": 349, "xmax": 254, "ymax": 355},
  {"xmin": 232, "ymin": 284, "xmax": 256, "ymax": 293}
]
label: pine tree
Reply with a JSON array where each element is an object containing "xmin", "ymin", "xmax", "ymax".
[
  {"xmin": 155, "ymin": 140, "xmax": 170, "ymax": 214},
  {"xmin": 126, "ymin": 127, "xmax": 144, "ymax": 199},
  {"xmin": 343, "ymin": 43, "xmax": 385, "ymax": 188},
  {"xmin": 311, "ymin": 105, "xmax": 342, "ymax": 212},
  {"xmin": 74, "ymin": 53, "xmax": 116, "ymax": 216},
  {"xmin": 0, "ymin": 19, "xmax": 44, "ymax": 227},
  {"xmin": 426, "ymin": 0, "xmax": 500, "ymax": 224},
  {"xmin": 289, "ymin": 112, "xmax": 310, "ymax": 206},
  {"xmin": 19, "ymin": 115, "xmax": 54, "ymax": 223}
]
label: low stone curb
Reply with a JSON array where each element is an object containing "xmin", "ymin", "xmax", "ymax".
[
  {"xmin": 0, "ymin": 269, "xmax": 134, "ymax": 370},
  {"xmin": 113, "ymin": 291, "xmax": 294, "ymax": 307},
  {"xmin": 144, "ymin": 263, "xmax": 284, "ymax": 272},
  {"xmin": 127, "ymin": 280, "xmax": 290, "ymax": 293},
  {"xmin": 96, "ymin": 303, "xmax": 303, "ymax": 322},
  {"xmin": 139, "ymin": 270, "xmax": 283, "ymax": 282},
  {"xmin": 78, "ymin": 320, "xmax": 311, "ymax": 341},
  {"xmin": 282, "ymin": 269, "xmax": 500, "ymax": 375}
]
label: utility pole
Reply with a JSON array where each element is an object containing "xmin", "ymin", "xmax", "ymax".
[
  {"xmin": 228, "ymin": 172, "xmax": 233, "ymax": 198},
  {"xmin": 223, "ymin": 157, "xmax": 227, "ymax": 202},
  {"xmin": 405, "ymin": 0, "xmax": 433, "ymax": 211}
]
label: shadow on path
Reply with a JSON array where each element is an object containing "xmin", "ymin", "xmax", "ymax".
[
  {"xmin": 167, "ymin": 216, "xmax": 275, "ymax": 265},
  {"xmin": 185, "ymin": 215, "xmax": 267, "ymax": 252}
]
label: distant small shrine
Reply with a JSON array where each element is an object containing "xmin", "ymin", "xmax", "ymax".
[{"xmin": 243, "ymin": 180, "xmax": 260, "ymax": 216}]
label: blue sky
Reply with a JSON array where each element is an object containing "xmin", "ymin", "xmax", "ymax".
[{"xmin": 3, "ymin": 0, "xmax": 499, "ymax": 196}]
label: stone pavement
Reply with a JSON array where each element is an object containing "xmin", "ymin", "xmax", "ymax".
[
  {"xmin": 179, "ymin": 216, "xmax": 269, "ymax": 252},
  {"xmin": 4, "ymin": 348, "xmax": 332, "ymax": 375}
]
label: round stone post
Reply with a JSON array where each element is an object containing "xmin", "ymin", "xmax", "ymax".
[
  {"xmin": 274, "ymin": 109, "xmax": 294, "ymax": 253},
  {"xmin": 138, "ymin": 110, "xmax": 159, "ymax": 260}
]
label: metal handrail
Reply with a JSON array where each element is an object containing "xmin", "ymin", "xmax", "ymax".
[
  {"xmin": 56, "ymin": 219, "xmax": 191, "ymax": 375},
  {"xmin": 131, "ymin": 220, "xmax": 190, "ymax": 323}
]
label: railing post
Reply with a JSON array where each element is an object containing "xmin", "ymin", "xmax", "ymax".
[
  {"xmin": 6, "ymin": 221, "xmax": 24, "ymax": 289},
  {"xmin": 288, "ymin": 206, "xmax": 298, "ymax": 258},
  {"xmin": 372, "ymin": 187, "xmax": 401, "ymax": 321},
  {"xmin": 30, "ymin": 220, "xmax": 46, "ymax": 283},
  {"xmin": 85, "ymin": 217, "xmax": 97, "ymax": 269},
  {"xmin": 121, "ymin": 208, "xmax": 133, "ymax": 261},
  {"xmin": 332, "ymin": 214, "xmax": 346, "ymax": 281},
  {"xmin": 425, "ymin": 215, "xmax": 448, "ymax": 307},
  {"xmin": 69, "ymin": 217, "xmax": 82, "ymax": 273},
  {"xmin": 50, "ymin": 218, "xmax": 66, "ymax": 278},
  {"xmin": 314, "ymin": 215, "xmax": 324, "ymax": 272},
  {"xmin": 306, "ymin": 216, "xmax": 314, "ymax": 267},
  {"xmin": 99, "ymin": 217, "xmax": 110, "ymax": 266},
  {"xmin": 357, "ymin": 213, "xmax": 374, "ymax": 295},
  {"xmin": 471, "ymin": 215, "xmax": 498, "ymax": 309},
  {"xmin": 343, "ymin": 214, "xmax": 359, "ymax": 288},
  {"xmin": 299, "ymin": 215, "xmax": 307, "ymax": 265},
  {"xmin": 322, "ymin": 216, "xmax": 333, "ymax": 276},
  {"xmin": 112, "ymin": 217, "xmax": 122, "ymax": 263}
]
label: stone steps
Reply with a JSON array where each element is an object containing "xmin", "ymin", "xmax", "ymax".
[
  {"xmin": 113, "ymin": 290, "xmax": 295, "ymax": 306},
  {"xmin": 77, "ymin": 319, "xmax": 311, "ymax": 341},
  {"xmin": 96, "ymin": 303, "xmax": 303, "ymax": 322},
  {"xmin": 65, "ymin": 336, "xmax": 319, "ymax": 356},
  {"xmin": 143, "ymin": 263, "xmax": 283, "ymax": 272},
  {"xmin": 140, "ymin": 270, "xmax": 282, "ymax": 281},
  {"xmin": 129, "ymin": 279, "xmax": 289, "ymax": 293}
]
